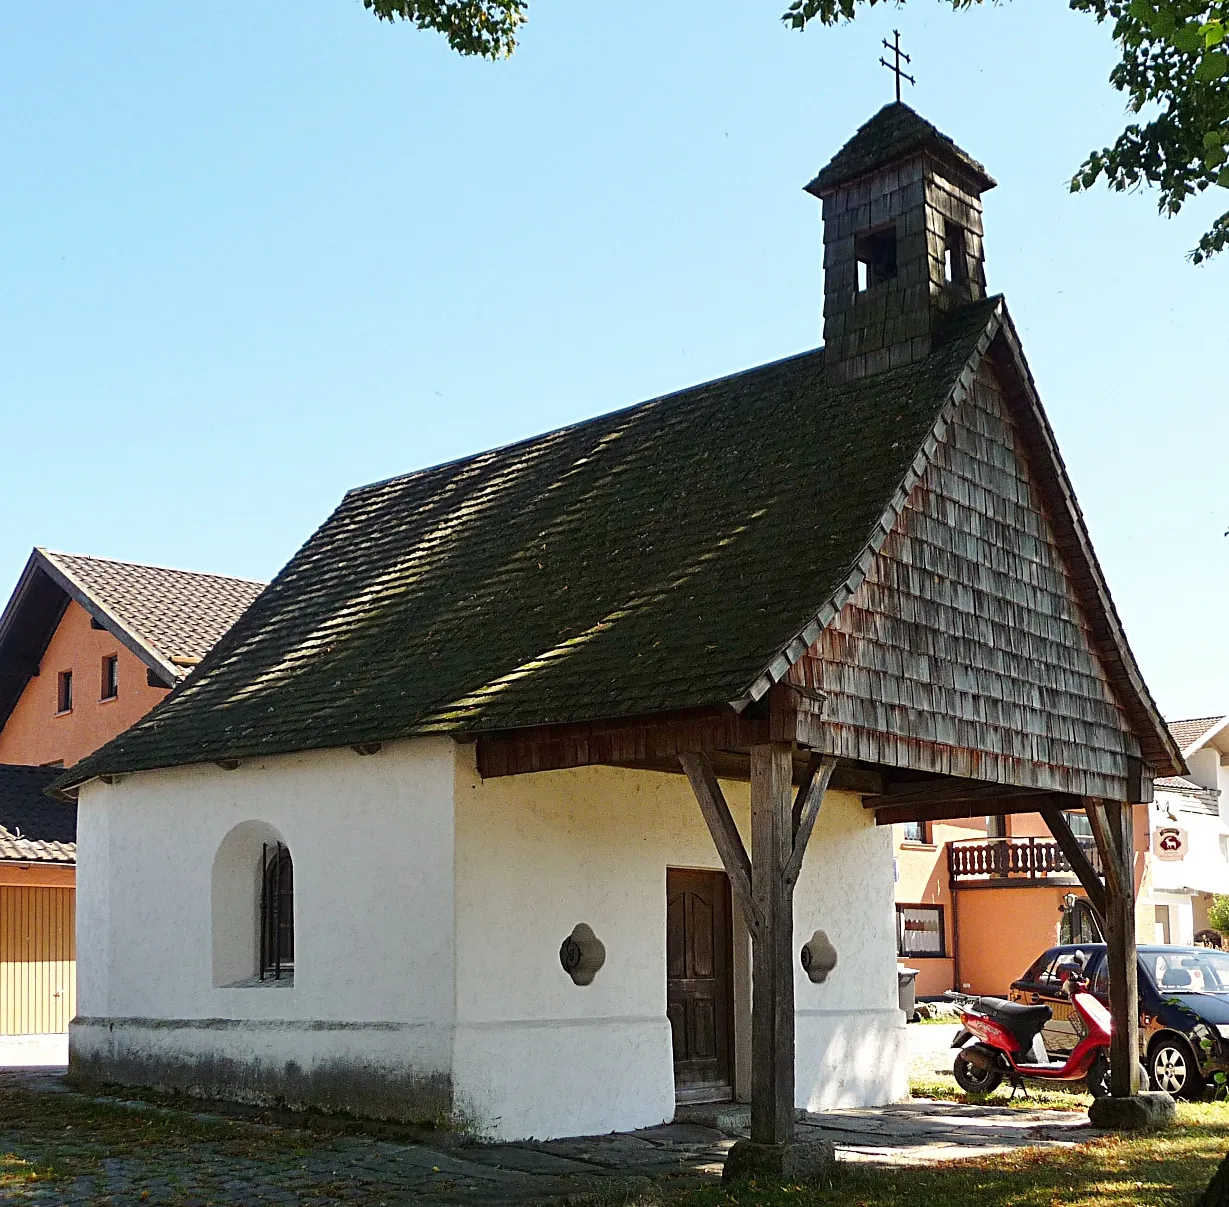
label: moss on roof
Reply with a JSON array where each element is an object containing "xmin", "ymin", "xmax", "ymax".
[
  {"xmin": 60, "ymin": 299, "xmax": 1002, "ymax": 787},
  {"xmin": 806, "ymin": 102, "xmax": 996, "ymax": 196}
]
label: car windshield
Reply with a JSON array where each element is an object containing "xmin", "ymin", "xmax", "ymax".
[{"xmin": 1143, "ymin": 949, "xmax": 1229, "ymax": 994}]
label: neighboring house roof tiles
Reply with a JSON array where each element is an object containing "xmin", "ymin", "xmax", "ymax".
[
  {"xmin": 805, "ymin": 101, "xmax": 996, "ymax": 196},
  {"xmin": 0, "ymin": 548, "xmax": 266, "ymax": 732},
  {"xmin": 0, "ymin": 765, "xmax": 75, "ymax": 863},
  {"xmin": 58, "ymin": 296, "xmax": 1181, "ymax": 789},
  {"xmin": 40, "ymin": 551, "xmax": 266, "ymax": 668},
  {"xmin": 1169, "ymin": 715, "xmax": 1228, "ymax": 754},
  {"xmin": 1155, "ymin": 775, "xmax": 1215, "ymax": 795}
]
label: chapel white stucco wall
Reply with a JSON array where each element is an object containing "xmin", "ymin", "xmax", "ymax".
[
  {"xmin": 451, "ymin": 749, "xmax": 905, "ymax": 1140},
  {"xmin": 72, "ymin": 739, "xmax": 458, "ymax": 1118},
  {"xmin": 74, "ymin": 737, "xmax": 904, "ymax": 1136}
]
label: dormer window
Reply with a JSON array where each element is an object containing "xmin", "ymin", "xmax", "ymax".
[
  {"xmin": 855, "ymin": 225, "xmax": 898, "ymax": 292},
  {"xmin": 944, "ymin": 219, "xmax": 968, "ymax": 285}
]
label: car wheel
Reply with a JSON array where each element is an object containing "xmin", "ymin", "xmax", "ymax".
[
  {"xmin": 1149, "ymin": 1037, "xmax": 1204, "ymax": 1099},
  {"xmin": 953, "ymin": 1051, "xmax": 1003, "ymax": 1097}
]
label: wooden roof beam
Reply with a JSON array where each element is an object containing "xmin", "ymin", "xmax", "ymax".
[{"xmin": 872, "ymin": 790, "xmax": 1083, "ymax": 826}]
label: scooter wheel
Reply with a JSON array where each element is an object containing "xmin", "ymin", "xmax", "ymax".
[
  {"xmin": 1087, "ymin": 1052, "xmax": 1111, "ymax": 1098},
  {"xmin": 953, "ymin": 1052, "xmax": 1003, "ymax": 1096},
  {"xmin": 1087, "ymin": 1053, "xmax": 1151, "ymax": 1099}
]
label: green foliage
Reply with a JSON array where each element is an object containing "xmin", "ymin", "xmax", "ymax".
[
  {"xmin": 783, "ymin": 0, "xmax": 1229, "ymax": 262},
  {"xmin": 1207, "ymin": 894, "xmax": 1229, "ymax": 934},
  {"xmin": 362, "ymin": 0, "xmax": 525, "ymax": 58}
]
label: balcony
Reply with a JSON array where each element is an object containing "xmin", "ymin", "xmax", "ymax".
[{"xmin": 947, "ymin": 836, "xmax": 1103, "ymax": 888}]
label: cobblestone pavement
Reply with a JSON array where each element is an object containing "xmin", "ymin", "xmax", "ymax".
[{"xmin": 0, "ymin": 1069, "xmax": 1095, "ymax": 1205}]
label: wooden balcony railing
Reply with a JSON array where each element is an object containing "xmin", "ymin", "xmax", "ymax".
[{"xmin": 947, "ymin": 836, "xmax": 1103, "ymax": 885}]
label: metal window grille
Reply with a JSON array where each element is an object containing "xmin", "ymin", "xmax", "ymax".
[
  {"xmin": 259, "ymin": 842, "xmax": 294, "ymax": 980},
  {"xmin": 896, "ymin": 904, "xmax": 945, "ymax": 958}
]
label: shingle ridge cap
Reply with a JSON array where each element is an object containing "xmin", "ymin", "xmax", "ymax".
[
  {"xmin": 345, "ymin": 344, "xmax": 828, "ymax": 500},
  {"xmin": 37, "ymin": 548, "xmax": 267, "ymax": 587}
]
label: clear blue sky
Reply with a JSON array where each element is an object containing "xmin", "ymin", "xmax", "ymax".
[{"xmin": 1, "ymin": 1, "xmax": 1225, "ymax": 720}]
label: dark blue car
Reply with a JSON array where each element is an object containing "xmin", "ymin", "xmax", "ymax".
[{"xmin": 1010, "ymin": 943, "xmax": 1229, "ymax": 1098}]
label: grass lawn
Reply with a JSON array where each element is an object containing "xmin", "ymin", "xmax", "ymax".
[{"xmin": 660, "ymin": 1079, "xmax": 1229, "ymax": 1207}]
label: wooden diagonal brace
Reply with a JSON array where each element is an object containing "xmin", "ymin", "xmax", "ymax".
[
  {"xmin": 1039, "ymin": 804, "xmax": 1107, "ymax": 921},
  {"xmin": 785, "ymin": 755, "xmax": 836, "ymax": 887},
  {"xmin": 1085, "ymin": 798, "xmax": 1125, "ymax": 901},
  {"xmin": 680, "ymin": 753, "xmax": 764, "ymax": 941}
]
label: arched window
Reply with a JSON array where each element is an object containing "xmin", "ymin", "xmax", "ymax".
[
  {"xmin": 260, "ymin": 842, "xmax": 294, "ymax": 981},
  {"xmin": 212, "ymin": 822, "xmax": 295, "ymax": 988}
]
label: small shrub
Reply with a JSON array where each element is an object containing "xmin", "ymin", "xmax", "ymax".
[{"xmin": 1207, "ymin": 896, "xmax": 1229, "ymax": 937}]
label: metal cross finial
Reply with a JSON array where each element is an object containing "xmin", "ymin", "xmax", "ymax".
[{"xmin": 880, "ymin": 30, "xmax": 915, "ymax": 103}]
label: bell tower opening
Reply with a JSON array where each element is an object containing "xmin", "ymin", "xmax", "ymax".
[
  {"xmin": 807, "ymin": 103, "xmax": 996, "ymax": 383},
  {"xmin": 855, "ymin": 225, "xmax": 898, "ymax": 292}
]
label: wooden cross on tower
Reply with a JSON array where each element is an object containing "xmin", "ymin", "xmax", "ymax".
[{"xmin": 880, "ymin": 30, "xmax": 915, "ymax": 102}]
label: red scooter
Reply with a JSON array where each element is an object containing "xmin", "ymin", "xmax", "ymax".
[{"xmin": 948, "ymin": 963, "xmax": 1135, "ymax": 1098}]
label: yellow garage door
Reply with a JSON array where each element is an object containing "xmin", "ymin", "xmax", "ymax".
[{"xmin": 0, "ymin": 886, "xmax": 75, "ymax": 1034}]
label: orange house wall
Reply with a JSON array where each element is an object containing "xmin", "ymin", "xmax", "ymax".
[
  {"xmin": 0, "ymin": 600, "xmax": 170, "ymax": 768},
  {"xmin": 895, "ymin": 818, "xmax": 989, "ymax": 998},
  {"xmin": 956, "ymin": 884, "xmax": 1072, "ymax": 995},
  {"xmin": 898, "ymin": 804, "xmax": 1154, "ymax": 999}
]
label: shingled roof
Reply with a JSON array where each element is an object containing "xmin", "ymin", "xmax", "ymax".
[
  {"xmin": 61, "ymin": 300, "xmax": 1002, "ymax": 784},
  {"xmin": 805, "ymin": 101, "xmax": 996, "ymax": 196},
  {"xmin": 0, "ymin": 549, "xmax": 265, "ymax": 731},
  {"xmin": 1169, "ymin": 715, "xmax": 1229, "ymax": 754},
  {"xmin": 0, "ymin": 765, "xmax": 75, "ymax": 863},
  {"xmin": 58, "ymin": 295, "xmax": 1181, "ymax": 790}
]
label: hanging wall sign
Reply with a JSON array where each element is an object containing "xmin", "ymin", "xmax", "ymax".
[{"xmin": 1154, "ymin": 825, "xmax": 1189, "ymax": 861}]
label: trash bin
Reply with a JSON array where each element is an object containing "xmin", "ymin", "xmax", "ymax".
[{"xmin": 897, "ymin": 966, "xmax": 920, "ymax": 1022}]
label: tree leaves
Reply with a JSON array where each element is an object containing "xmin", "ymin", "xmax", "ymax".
[
  {"xmin": 362, "ymin": 0, "xmax": 525, "ymax": 58},
  {"xmin": 782, "ymin": 0, "xmax": 1229, "ymax": 262}
]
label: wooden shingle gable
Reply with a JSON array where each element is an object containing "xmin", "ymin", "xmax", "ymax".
[
  {"xmin": 735, "ymin": 303, "xmax": 1180, "ymax": 792},
  {"xmin": 792, "ymin": 358, "xmax": 1138, "ymax": 798}
]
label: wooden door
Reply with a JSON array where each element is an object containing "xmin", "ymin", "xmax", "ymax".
[{"xmin": 666, "ymin": 868, "xmax": 733, "ymax": 1101}]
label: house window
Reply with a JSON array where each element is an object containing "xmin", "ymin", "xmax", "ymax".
[
  {"xmin": 101, "ymin": 655, "xmax": 119, "ymax": 701},
  {"xmin": 855, "ymin": 225, "xmax": 898, "ymax": 292},
  {"xmin": 901, "ymin": 820, "xmax": 930, "ymax": 845},
  {"xmin": 896, "ymin": 904, "xmax": 945, "ymax": 958},
  {"xmin": 56, "ymin": 671, "xmax": 73, "ymax": 714},
  {"xmin": 1064, "ymin": 810, "xmax": 1094, "ymax": 839},
  {"xmin": 986, "ymin": 814, "xmax": 1007, "ymax": 839},
  {"xmin": 260, "ymin": 842, "xmax": 294, "ymax": 981},
  {"xmin": 1059, "ymin": 896, "xmax": 1102, "ymax": 945}
]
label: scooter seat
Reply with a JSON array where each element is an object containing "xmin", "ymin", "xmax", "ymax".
[{"xmin": 974, "ymin": 997, "xmax": 1052, "ymax": 1050}]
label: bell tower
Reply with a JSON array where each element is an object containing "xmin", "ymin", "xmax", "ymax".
[{"xmin": 806, "ymin": 103, "xmax": 996, "ymax": 383}]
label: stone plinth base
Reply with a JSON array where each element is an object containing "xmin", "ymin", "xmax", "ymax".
[
  {"xmin": 722, "ymin": 1138, "xmax": 836, "ymax": 1184},
  {"xmin": 1088, "ymin": 1091, "xmax": 1177, "ymax": 1131}
]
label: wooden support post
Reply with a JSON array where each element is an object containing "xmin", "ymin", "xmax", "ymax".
[
  {"xmin": 750, "ymin": 742, "xmax": 797, "ymax": 1147},
  {"xmin": 1087, "ymin": 797, "xmax": 1140, "ymax": 1097},
  {"xmin": 680, "ymin": 745, "xmax": 835, "ymax": 1159}
]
